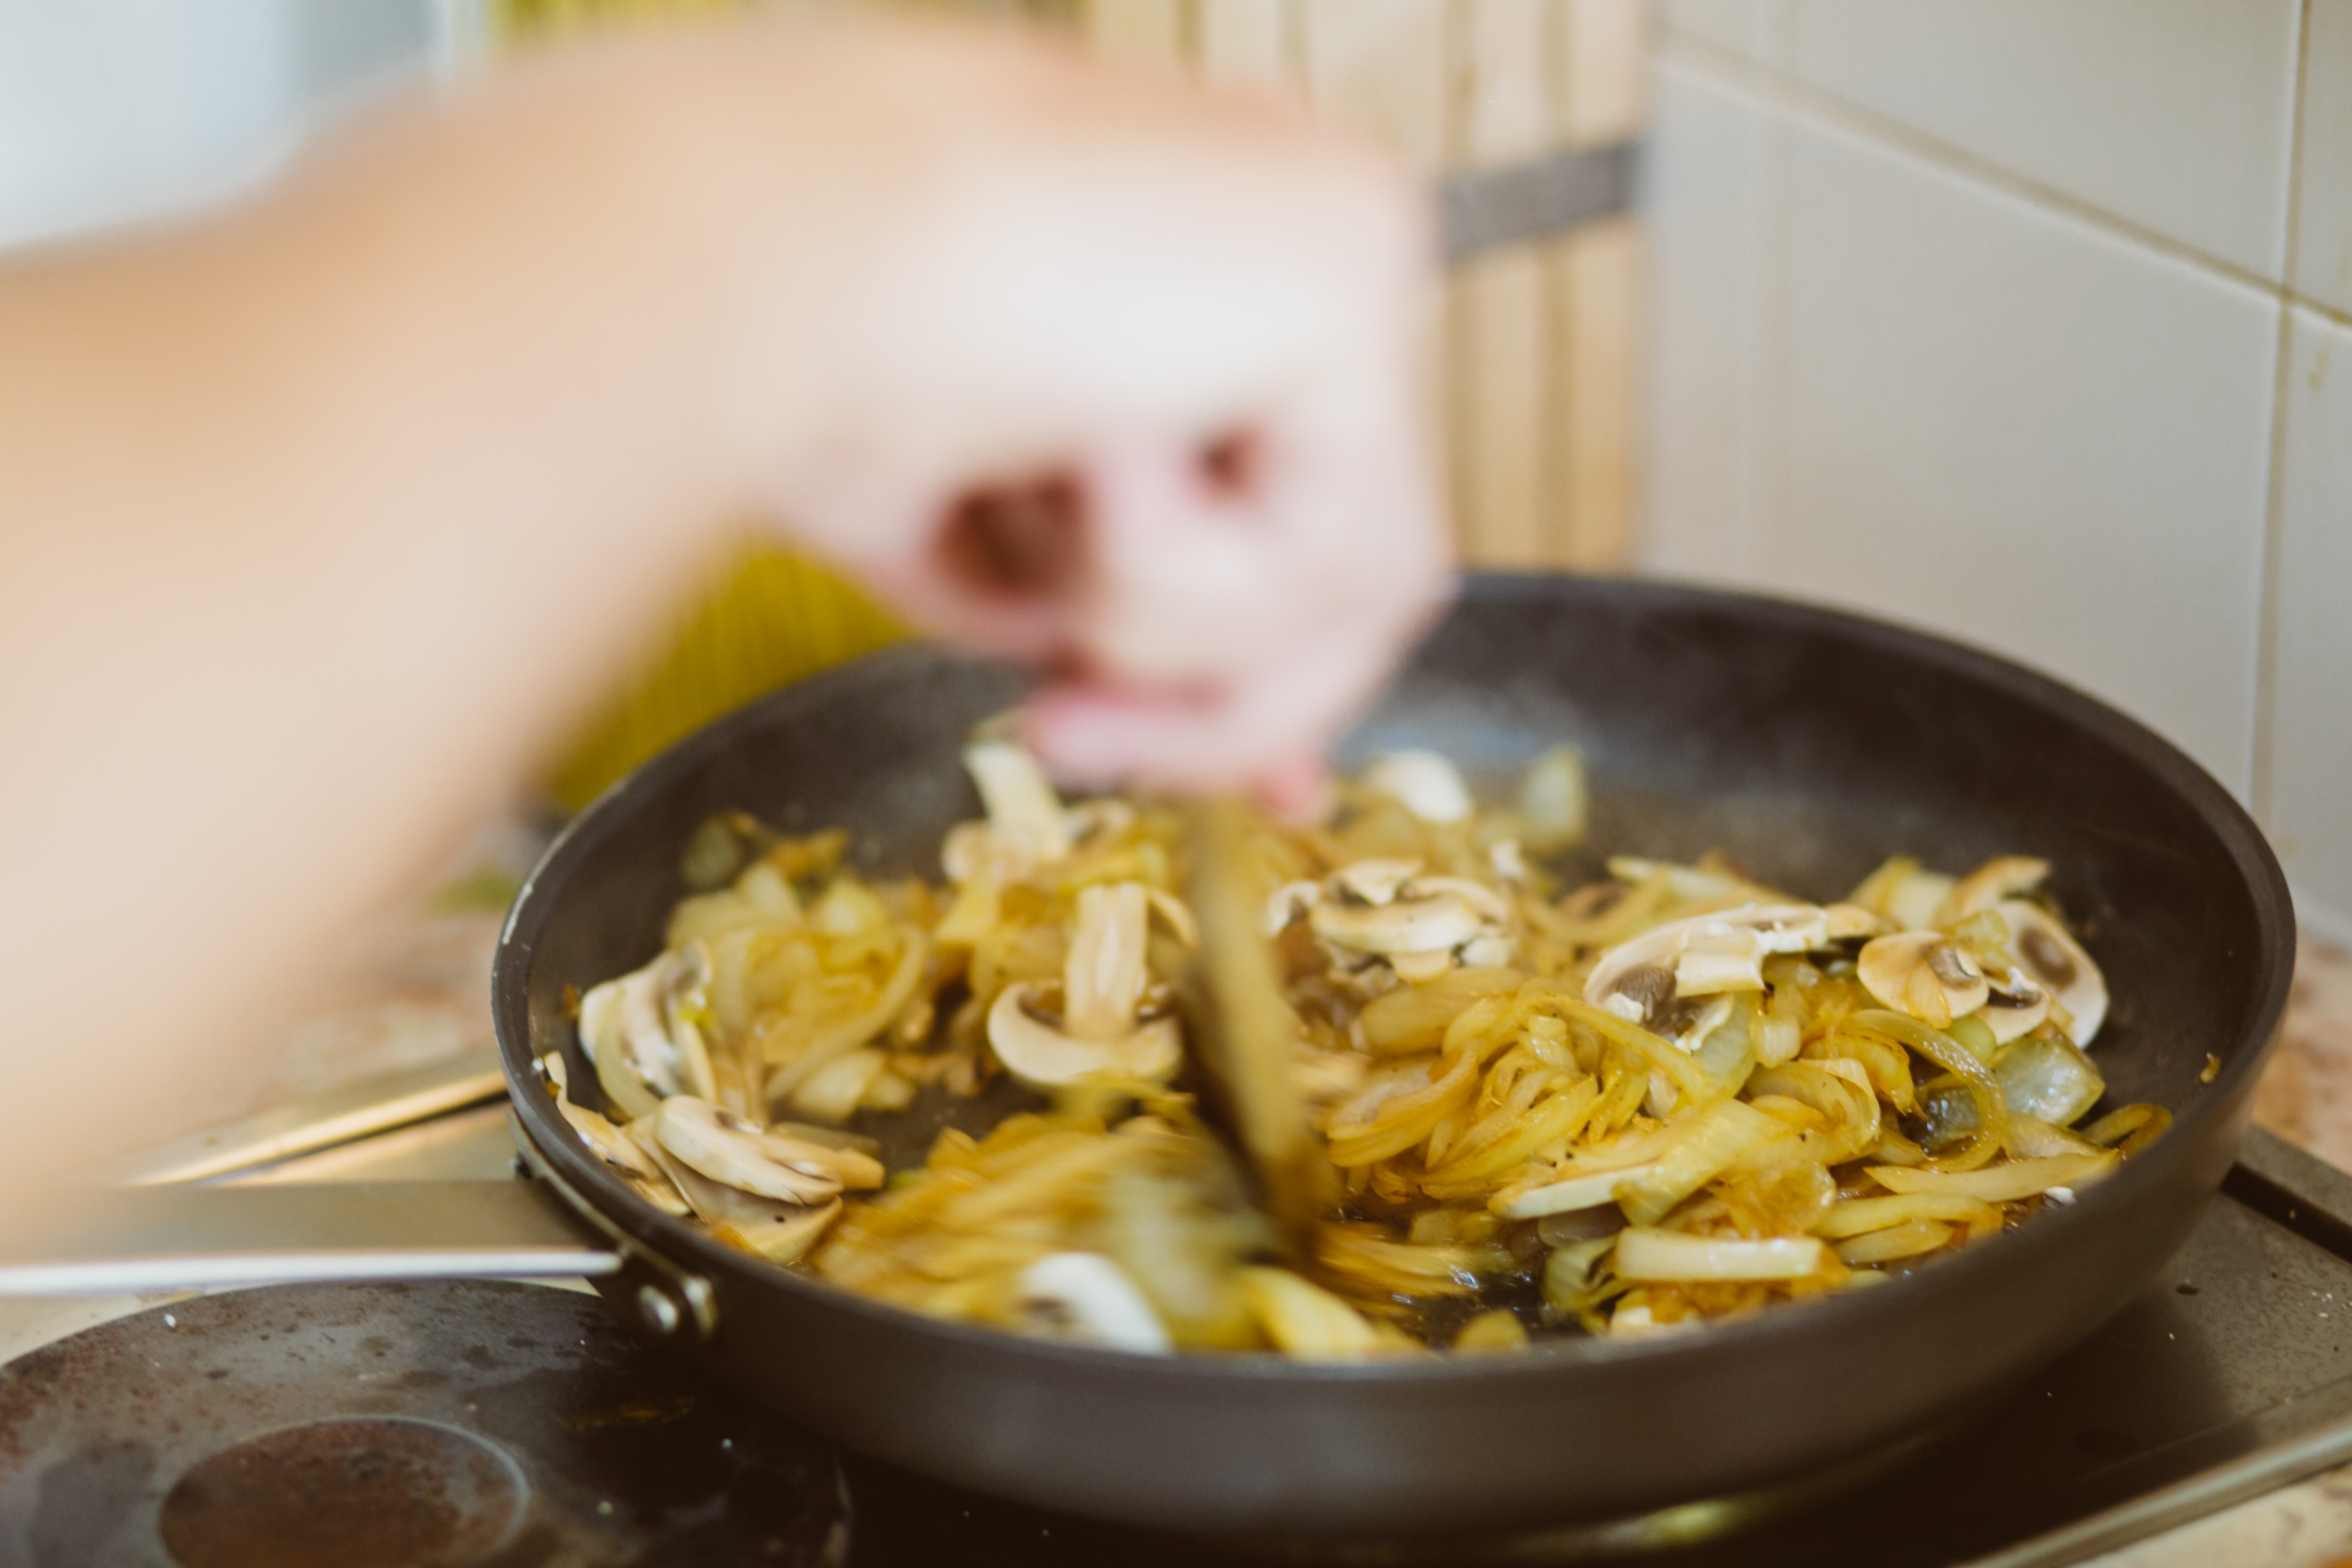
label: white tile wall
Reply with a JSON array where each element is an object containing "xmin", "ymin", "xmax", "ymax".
[
  {"xmin": 1645, "ymin": 63, "xmax": 1771, "ymax": 585},
  {"xmin": 2272, "ymin": 309, "xmax": 2352, "ymax": 947},
  {"xmin": 2298, "ymin": 0, "xmax": 2352, "ymax": 318},
  {"xmin": 1782, "ymin": 1, "xmax": 2302, "ymax": 281},
  {"xmin": 1771, "ymin": 116, "xmax": 2277, "ymax": 794},
  {"xmin": 1648, "ymin": 7, "xmax": 2351, "ymax": 930}
]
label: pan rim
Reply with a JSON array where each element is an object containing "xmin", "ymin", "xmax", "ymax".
[{"xmin": 494, "ymin": 573, "xmax": 2296, "ymax": 1383}]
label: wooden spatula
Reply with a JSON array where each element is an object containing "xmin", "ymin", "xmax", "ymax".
[{"xmin": 1180, "ymin": 799, "xmax": 1337, "ymax": 1264}]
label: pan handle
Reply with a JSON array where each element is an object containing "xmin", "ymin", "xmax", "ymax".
[{"xmin": 0, "ymin": 1118, "xmax": 719, "ymax": 1344}]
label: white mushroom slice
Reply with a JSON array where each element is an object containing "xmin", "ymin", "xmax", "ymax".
[
  {"xmin": 1312, "ymin": 891, "xmax": 1484, "ymax": 956},
  {"xmin": 1676, "ymin": 927, "xmax": 1769, "ymax": 995},
  {"xmin": 1265, "ymin": 880, "xmax": 1322, "ymax": 937},
  {"xmin": 1016, "ymin": 1253, "xmax": 1174, "ymax": 1354},
  {"xmin": 581, "ymin": 943, "xmax": 719, "ymax": 1122},
  {"xmin": 1334, "ymin": 858, "xmax": 1423, "ymax": 907},
  {"xmin": 1935, "ymin": 856, "xmax": 2052, "ymax": 925},
  {"xmin": 988, "ymin": 988, "xmax": 1182, "ymax": 1086},
  {"xmin": 986, "ymin": 880, "xmax": 1184, "ymax": 1087},
  {"xmin": 634, "ymin": 1131, "xmax": 844, "ymax": 1264},
  {"xmin": 554, "ymin": 1092, "xmax": 691, "ymax": 1217},
  {"xmin": 1672, "ymin": 995, "xmax": 1736, "ymax": 1055},
  {"xmin": 1402, "ymin": 876, "xmax": 1512, "ymax": 926},
  {"xmin": 1977, "ymin": 970, "xmax": 2052, "ymax": 1043},
  {"xmin": 1856, "ymin": 931, "xmax": 1990, "ymax": 1030},
  {"xmin": 1583, "ymin": 905, "xmax": 1832, "ymax": 1026},
  {"xmin": 1387, "ymin": 951, "xmax": 1455, "ymax": 983},
  {"xmin": 1998, "ymin": 901, "xmax": 2108, "ymax": 1045},
  {"xmin": 1489, "ymin": 840, "xmax": 1530, "ymax": 882},
  {"xmin": 651, "ymin": 1096, "xmax": 880, "ymax": 1202},
  {"xmin": 1364, "ymin": 751, "xmax": 1474, "ymax": 824}
]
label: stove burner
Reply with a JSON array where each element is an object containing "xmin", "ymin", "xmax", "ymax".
[
  {"xmin": 159, "ymin": 1417, "xmax": 527, "ymax": 1568},
  {"xmin": 0, "ymin": 1280, "xmax": 846, "ymax": 1568}
]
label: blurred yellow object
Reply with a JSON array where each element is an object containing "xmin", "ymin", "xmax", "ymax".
[{"xmin": 546, "ymin": 544, "xmax": 907, "ymax": 812}]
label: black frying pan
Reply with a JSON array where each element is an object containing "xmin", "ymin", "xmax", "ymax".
[{"xmin": 493, "ymin": 574, "xmax": 2295, "ymax": 1535}]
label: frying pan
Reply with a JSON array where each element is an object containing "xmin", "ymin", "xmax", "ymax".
[
  {"xmin": 481, "ymin": 573, "xmax": 2294, "ymax": 1535},
  {"xmin": 0, "ymin": 574, "xmax": 2287, "ymax": 1537}
]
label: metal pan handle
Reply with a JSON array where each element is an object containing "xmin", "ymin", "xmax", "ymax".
[{"xmin": 0, "ymin": 1116, "xmax": 719, "ymax": 1344}]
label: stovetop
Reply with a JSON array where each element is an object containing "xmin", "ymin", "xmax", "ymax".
[{"xmin": 7, "ymin": 1067, "xmax": 2352, "ymax": 1568}]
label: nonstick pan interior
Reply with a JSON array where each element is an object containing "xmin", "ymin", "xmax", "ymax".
[{"xmin": 495, "ymin": 574, "xmax": 2295, "ymax": 1534}]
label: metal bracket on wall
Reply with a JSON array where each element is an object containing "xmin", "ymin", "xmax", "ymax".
[{"xmin": 1437, "ymin": 139, "xmax": 1641, "ymax": 264}]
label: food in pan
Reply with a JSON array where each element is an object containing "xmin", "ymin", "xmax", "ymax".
[{"xmin": 546, "ymin": 740, "xmax": 2165, "ymax": 1358}]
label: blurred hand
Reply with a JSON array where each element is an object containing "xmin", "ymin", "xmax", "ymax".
[
  {"xmin": 0, "ymin": 14, "xmax": 1451, "ymax": 1175},
  {"xmin": 720, "ymin": 23, "xmax": 1454, "ymax": 810}
]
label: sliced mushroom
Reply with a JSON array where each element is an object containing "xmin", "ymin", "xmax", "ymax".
[
  {"xmin": 543, "ymin": 1056, "xmax": 691, "ymax": 1217},
  {"xmin": 1975, "ymin": 970, "xmax": 2052, "ymax": 1043},
  {"xmin": 1299, "ymin": 864, "xmax": 1518, "ymax": 985},
  {"xmin": 1935, "ymin": 856, "xmax": 2052, "ymax": 925},
  {"xmin": 986, "ymin": 881, "xmax": 1183, "ymax": 1087},
  {"xmin": 632, "ymin": 1127, "xmax": 844, "ymax": 1264},
  {"xmin": 989, "ymin": 990, "xmax": 1181, "ymax": 1085},
  {"xmin": 649, "ymin": 1096, "xmax": 880, "ymax": 1202},
  {"xmin": 1998, "ymin": 900, "xmax": 2108, "ymax": 1045},
  {"xmin": 1312, "ymin": 891, "xmax": 1485, "ymax": 956},
  {"xmin": 1016, "ymin": 1252, "xmax": 1174, "ymax": 1354},
  {"xmin": 1364, "ymin": 751, "xmax": 1474, "ymax": 824},
  {"xmin": 1584, "ymin": 905, "xmax": 1833, "ymax": 1029},
  {"xmin": 1386, "ymin": 951, "xmax": 1455, "ymax": 983},
  {"xmin": 1856, "ymin": 931, "xmax": 1989, "ymax": 1030},
  {"xmin": 579, "ymin": 942, "xmax": 718, "ymax": 1122},
  {"xmin": 1334, "ymin": 858, "xmax": 1422, "ymax": 906}
]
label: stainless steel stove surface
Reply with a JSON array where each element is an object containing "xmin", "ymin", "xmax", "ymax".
[{"xmin": 7, "ymin": 1077, "xmax": 2352, "ymax": 1568}]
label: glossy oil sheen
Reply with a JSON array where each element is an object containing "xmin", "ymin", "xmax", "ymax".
[{"xmin": 492, "ymin": 575, "xmax": 2296, "ymax": 1536}]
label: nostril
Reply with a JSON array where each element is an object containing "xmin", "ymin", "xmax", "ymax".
[
  {"xmin": 937, "ymin": 472, "xmax": 1085, "ymax": 599},
  {"xmin": 1198, "ymin": 429, "xmax": 1260, "ymax": 501}
]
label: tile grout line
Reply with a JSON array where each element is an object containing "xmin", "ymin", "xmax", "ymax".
[
  {"xmin": 2253, "ymin": 0, "xmax": 2316, "ymax": 826},
  {"xmin": 1653, "ymin": 26, "xmax": 2352, "ymax": 328}
]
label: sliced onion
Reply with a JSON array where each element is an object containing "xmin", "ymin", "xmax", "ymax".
[
  {"xmin": 1613, "ymin": 1100, "xmax": 1794, "ymax": 1226},
  {"xmin": 1834, "ymin": 1219, "xmax": 1952, "ymax": 1265},
  {"xmin": 1852, "ymin": 1009, "xmax": 2009, "ymax": 1172},
  {"xmin": 1994, "ymin": 1032, "xmax": 2106, "ymax": 1129},
  {"xmin": 1814, "ymin": 1193, "xmax": 2002, "ymax": 1240},
  {"xmin": 1613, "ymin": 1228, "xmax": 1828, "ymax": 1283},
  {"xmin": 763, "ymin": 928, "xmax": 931, "ymax": 1101},
  {"xmin": 1867, "ymin": 1151, "xmax": 2116, "ymax": 1203}
]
